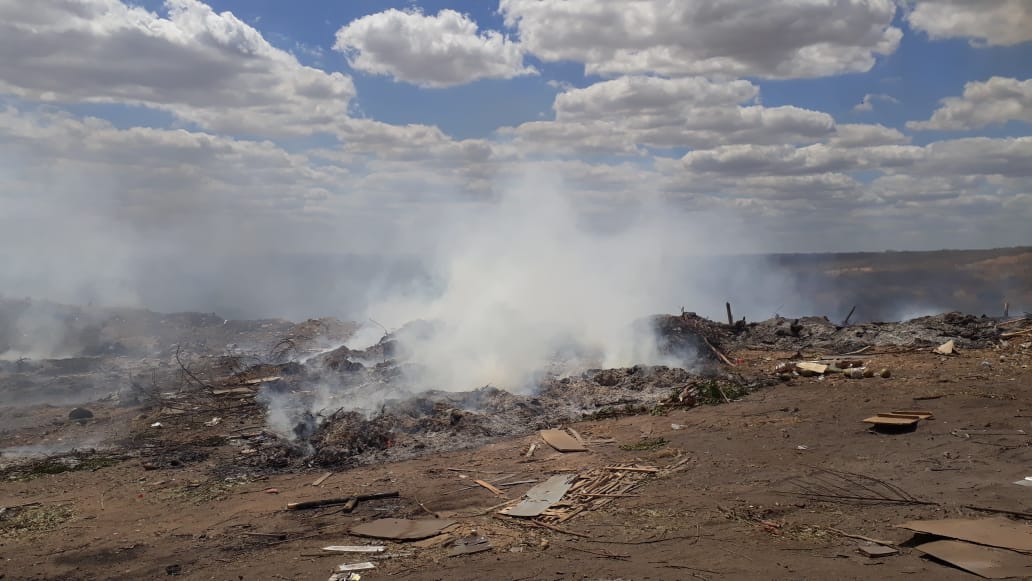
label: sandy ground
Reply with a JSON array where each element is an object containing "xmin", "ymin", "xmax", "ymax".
[{"xmin": 2, "ymin": 343, "xmax": 1032, "ymax": 580}]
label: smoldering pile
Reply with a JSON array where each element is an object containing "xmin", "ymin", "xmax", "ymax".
[
  {"xmin": 93, "ymin": 308, "xmax": 1010, "ymax": 477},
  {"xmin": 236, "ymin": 318, "xmax": 737, "ymax": 471}
]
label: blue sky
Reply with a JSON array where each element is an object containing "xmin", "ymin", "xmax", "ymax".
[
  {"xmin": 0, "ymin": 0, "xmax": 1030, "ymax": 315},
  {"xmin": 110, "ymin": 0, "xmax": 1032, "ymax": 142}
]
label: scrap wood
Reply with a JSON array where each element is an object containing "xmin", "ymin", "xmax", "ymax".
[
  {"xmin": 312, "ymin": 472, "xmax": 333, "ymax": 486},
  {"xmin": 350, "ymin": 518, "xmax": 457, "ymax": 541},
  {"xmin": 1002, "ymin": 328, "xmax": 1032, "ymax": 338},
  {"xmin": 604, "ymin": 465, "xmax": 659, "ymax": 473},
  {"xmin": 323, "ymin": 546, "xmax": 386, "ymax": 553},
  {"xmin": 558, "ymin": 543, "xmax": 629, "ymax": 560},
  {"xmin": 474, "ymin": 479, "xmax": 506, "ymax": 497},
  {"xmin": 824, "ymin": 527, "xmax": 897, "ymax": 547},
  {"xmin": 337, "ymin": 562, "xmax": 376, "ymax": 571},
  {"xmin": 567, "ymin": 427, "xmax": 586, "ymax": 445},
  {"xmin": 410, "ymin": 533, "xmax": 454, "ymax": 549},
  {"xmin": 518, "ymin": 518, "xmax": 590, "ymax": 538},
  {"xmin": 286, "ymin": 491, "xmax": 399, "ymax": 511},
  {"xmin": 703, "ymin": 337, "xmax": 735, "ymax": 366}
]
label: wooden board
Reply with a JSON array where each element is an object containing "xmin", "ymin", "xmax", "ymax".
[
  {"xmin": 916, "ymin": 540, "xmax": 1032, "ymax": 579},
  {"xmin": 502, "ymin": 474, "xmax": 577, "ymax": 517},
  {"xmin": 863, "ymin": 415, "xmax": 919, "ymax": 426},
  {"xmin": 350, "ymin": 518, "xmax": 456, "ymax": 540},
  {"xmin": 890, "ymin": 410, "xmax": 935, "ymax": 419},
  {"xmin": 897, "ymin": 518, "xmax": 1032, "ymax": 552},
  {"xmin": 540, "ymin": 429, "xmax": 587, "ymax": 452}
]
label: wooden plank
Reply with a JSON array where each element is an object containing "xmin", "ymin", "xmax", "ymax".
[
  {"xmin": 889, "ymin": 410, "xmax": 935, "ymax": 419},
  {"xmin": 322, "ymin": 545, "xmax": 385, "ymax": 553},
  {"xmin": 312, "ymin": 472, "xmax": 333, "ymax": 486},
  {"xmin": 474, "ymin": 479, "xmax": 506, "ymax": 497},
  {"xmin": 863, "ymin": 415, "xmax": 919, "ymax": 426},
  {"xmin": 350, "ymin": 518, "xmax": 457, "ymax": 540}
]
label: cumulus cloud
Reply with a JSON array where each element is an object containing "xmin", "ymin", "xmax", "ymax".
[
  {"xmin": 500, "ymin": 77, "xmax": 835, "ymax": 155},
  {"xmin": 334, "ymin": 8, "xmax": 535, "ymax": 87},
  {"xmin": 829, "ymin": 124, "xmax": 910, "ymax": 147},
  {"xmin": 907, "ymin": 0, "xmax": 1032, "ymax": 46},
  {"xmin": 0, "ymin": 0, "xmax": 355, "ymax": 136},
  {"xmin": 852, "ymin": 93, "xmax": 899, "ymax": 112},
  {"xmin": 500, "ymin": 0, "xmax": 901, "ymax": 78},
  {"xmin": 0, "ymin": 0, "xmax": 1029, "ymax": 321},
  {"xmin": 908, "ymin": 77, "xmax": 1032, "ymax": 130}
]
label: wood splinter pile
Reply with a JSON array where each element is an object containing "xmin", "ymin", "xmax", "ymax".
[{"xmin": 534, "ymin": 465, "xmax": 658, "ymax": 525}]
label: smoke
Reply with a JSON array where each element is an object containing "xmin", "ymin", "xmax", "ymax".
[{"xmin": 360, "ymin": 173, "xmax": 733, "ymax": 393}]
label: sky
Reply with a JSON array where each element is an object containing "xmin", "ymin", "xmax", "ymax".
[{"xmin": 0, "ymin": 0, "xmax": 1030, "ymax": 318}]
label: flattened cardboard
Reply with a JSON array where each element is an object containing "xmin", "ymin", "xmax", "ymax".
[
  {"xmin": 540, "ymin": 429, "xmax": 587, "ymax": 452},
  {"xmin": 916, "ymin": 540, "xmax": 1032, "ymax": 579},
  {"xmin": 502, "ymin": 474, "xmax": 577, "ymax": 517},
  {"xmin": 897, "ymin": 518, "xmax": 1032, "ymax": 552},
  {"xmin": 350, "ymin": 518, "xmax": 456, "ymax": 540}
]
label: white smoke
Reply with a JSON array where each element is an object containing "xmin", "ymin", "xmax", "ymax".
[{"xmin": 363, "ymin": 173, "xmax": 711, "ymax": 393}]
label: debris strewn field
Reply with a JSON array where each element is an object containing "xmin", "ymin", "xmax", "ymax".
[{"xmin": 2, "ymin": 289, "xmax": 1032, "ymax": 579}]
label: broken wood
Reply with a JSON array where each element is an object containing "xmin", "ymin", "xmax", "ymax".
[
  {"xmin": 825, "ymin": 527, "xmax": 896, "ymax": 547},
  {"xmin": 702, "ymin": 337, "xmax": 735, "ymax": 366},
  {"xmin": 286, "ymin": 490, "xmax": 399, "ymax": 511},
  {"xmin": 474, "ymin": 479, "xmax": 506, "ymax": 497},
  {"xmin": 842, "ymin": 305, "xmax": 857, "ymax": 326},
  {"xmin": 322, "ymin": 545, "xmax": 385, "ymax": 553},
  {"xmin": 312, "ymin": 472, "xmax": 333, "ymax": 486}
]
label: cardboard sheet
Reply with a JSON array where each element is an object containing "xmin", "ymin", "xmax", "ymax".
[
  {"xmin": 916, "ymin": 540, "xmax": 1032, "ymax": 579},
  {"xmin": 540, "ymin": 429, "xmax": 587, "ymax": 452},
  {"xmin": 350, "ymin": 518, "xmax": 456, "ymax": 540},
  {"xmin": 897, "ymin": 518, "xmax": 1032, "ymax": 552},
  {"xmin": 502, "ymin": 474, "xmax": 577, "ymax": 517}
]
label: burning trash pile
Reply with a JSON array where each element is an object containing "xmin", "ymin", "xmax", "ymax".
[
  {"xmin": 137, "ymin": 315, "xmax": 755, "ymax": 474},
  {"xmin": 45, "ymin": 308, "xmax": 1012, "ymax": 477}
]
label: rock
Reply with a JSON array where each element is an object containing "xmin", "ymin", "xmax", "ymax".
[{"xmin": 68, "ymin": 407, "xmax": 94, "ymax": 421}]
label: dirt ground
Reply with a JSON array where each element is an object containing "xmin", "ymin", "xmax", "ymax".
[{"xmin": 2, "ymin": 340, "xmax": 1032, "ymax": 580}]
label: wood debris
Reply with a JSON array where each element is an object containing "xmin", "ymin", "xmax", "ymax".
[
  {"xmin": 501, "ymin": 464, "xmax": 658, "ymax": 527},
  {"xmin": 473, "ymin": 479, "xmax": 506, "ymax": 497}
]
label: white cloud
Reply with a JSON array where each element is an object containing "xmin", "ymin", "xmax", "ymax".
[
  {"xmin": 907, "ymin": 0, "xmax": 1032, "ymax": 46},
  {"xmin": 908, "ymin": 77, "xmax": 1032, "ymax": 130},
  {"xmin": 334, "ymin": 8, "xmax": 535, "ymax": 87},
  {"xmin": 0, "ymin": 0, "xmax": 355, "ymax": 136},
  {"xmin": 501, "ymin": 77, "xmax": 835, "ymax": 155},
  {"xmin": 852, "ymin": 93, "xmax": 899, "ymax": 112},
  {"xmin": 679, "ymin": 143, "xmax": 923, "ymax": 176},
  {"xmin": 500, "ymin": 0, "xmax": 901, "ymax": 78},
  {"xmin": 829, "ymin": 124, "xmax": 910, "ymax": 147}
]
